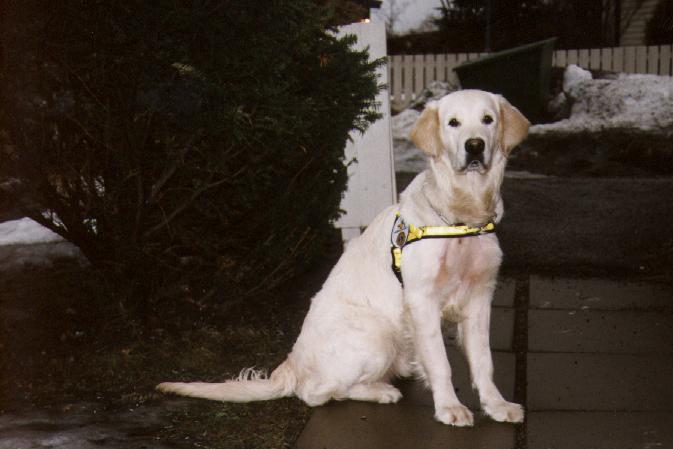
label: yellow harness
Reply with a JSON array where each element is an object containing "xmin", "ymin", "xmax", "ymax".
[{"xmin": 390, "ymin": 212, "xmax": 495, "ymax": 284}]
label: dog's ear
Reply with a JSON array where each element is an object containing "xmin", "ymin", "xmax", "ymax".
[
  {"xmin": 498, "ymin": 96, "xmax": 530, "ymax": 155},
  {"xmin": 410, "ymin": 102, "xmax": 444, "ymax": 157}
]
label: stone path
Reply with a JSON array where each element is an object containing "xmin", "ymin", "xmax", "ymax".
[{"xmin": 295, "ymin": 277, "xmax": 673, "ymax": 449}]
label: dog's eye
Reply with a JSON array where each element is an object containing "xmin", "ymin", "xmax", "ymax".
[
  {"xmin": 482, "ymin": 115, "xmax": 494, "ymax": 125},
  {"xmin": 448, "ymin": 118, "xmax": 460, "ymax": 127}
]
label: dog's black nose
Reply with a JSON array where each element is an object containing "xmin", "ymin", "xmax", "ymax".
[{"xmin": 465, "ymin": 138, "xmax": 485, "ymax": 155}]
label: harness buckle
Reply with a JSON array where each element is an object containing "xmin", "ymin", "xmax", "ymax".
[
  {"xmin": 389, "ymin": 212, "xmax": 496, "ymax": 286},
  {"xmin": 391, "ymin": 213, "xmax": 409, "ymax": 248}
]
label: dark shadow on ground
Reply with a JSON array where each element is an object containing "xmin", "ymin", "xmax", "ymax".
[{"xmin": 396, "ymin": 171, "xmax": 673, "ymax": 280}]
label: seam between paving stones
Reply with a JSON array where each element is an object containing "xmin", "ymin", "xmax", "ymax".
[
  {"xmin": 523, "ymin": 408, "xmax": 673, "ymax": 412},
  {"xmin": 513, "ymin": 275, "xmax": 530, "ymax": 449},
  {"xmin": 526, "ymin": 350, "xmax": 673, "ymax": 355},
  {"xmin": 528, "ymin": 306, "xmax": 672, "ymax": 312}
]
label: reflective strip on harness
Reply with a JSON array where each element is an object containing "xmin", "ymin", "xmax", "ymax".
[{"xmin": 390, "ymin": 212, "xmax": 495, "ymax": 285}]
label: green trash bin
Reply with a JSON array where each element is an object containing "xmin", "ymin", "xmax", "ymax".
[{"xmin": 454, "ymin": 38, "xmax": 557, "ymax": 123}]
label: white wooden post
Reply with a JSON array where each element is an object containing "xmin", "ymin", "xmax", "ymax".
[{"xmin": 334, "ymin": 21, "xmax": 397, "ymax": 243}]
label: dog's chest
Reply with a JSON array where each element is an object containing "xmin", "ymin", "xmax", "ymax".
[{"xmin": 433, "ymin": 235, "xmax": 502, "ymax": 298}]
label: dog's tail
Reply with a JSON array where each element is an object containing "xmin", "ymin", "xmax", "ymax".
[{"xmin": 156, "ymin": 360, "xmax": 296, "ymax": 402}]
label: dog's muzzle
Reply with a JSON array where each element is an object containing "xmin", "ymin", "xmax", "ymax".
[{"xmin": 464, "ymin": 138, "xmax": 485, "ymax": 171}]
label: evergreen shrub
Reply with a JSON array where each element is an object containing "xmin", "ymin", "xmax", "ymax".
[{"xmin": 0, "ymin": 1, "xmax": 382, "ymax": 302}]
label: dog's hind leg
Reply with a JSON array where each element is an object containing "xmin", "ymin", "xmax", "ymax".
[{"xmin": 339, "ymin": 382, "xmax": 402, "ymax": 404}]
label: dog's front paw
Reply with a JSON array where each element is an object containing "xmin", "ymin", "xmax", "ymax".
[
  {"xmin": 483, "ymin": 400, "xmax": 524, "ymax": 423},
  {"xmin": 434, "ymin": 404, "xmax": 474, "ymax": 427}
]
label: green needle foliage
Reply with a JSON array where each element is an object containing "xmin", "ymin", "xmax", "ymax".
[{"xmin": 1, "ymin": 1, "xmax": 383, "ymax": 305}]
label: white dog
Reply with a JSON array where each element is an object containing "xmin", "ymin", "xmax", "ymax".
[{"xmin": 158, "ymin": 89, "xmax": 530, "ymax": 426}]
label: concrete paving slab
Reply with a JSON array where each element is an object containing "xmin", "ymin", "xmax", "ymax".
[
  {"xmin": 527, "ymin": 411, "xmax": 673, "ymax": 449},
  {"xmin": 528, "ymin": 353, "xmax": 673, "ymax": 411},
  {"xmin": 295, "ymin": 401, "xmax": 517, "ymax": 449},
  {"xmin": 295, "ymin": 298, "xmax": 516, "ymax": 448},
  {"xmin": 530, "ymin": 277, "xmax": 673, "ymax": 310},
  {"xmin": 529, "ymin": 309, "xmax": 673, "ymax": 353},
  {"xmin": 491, "ymin": 307, "xmax": 515, "ymax": 351},
  {"xmin": 396, "ymin": 350, "xmax": 516, "ymax": 410},
  {"xmin": 295, "ymin": 349, "xmax": 517, "ymax": 449},
  {"xmin": 444, "ymin": 308, "xmax": 515, "ymax": 351},
  {"xmin": 493, "ymin": 278, "xmax": 516, "ymax": 307}
]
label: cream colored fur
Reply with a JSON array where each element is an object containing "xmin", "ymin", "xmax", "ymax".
[{"xmin": 157, "ymin": 90, "xmax": 530, "ymax": 427}]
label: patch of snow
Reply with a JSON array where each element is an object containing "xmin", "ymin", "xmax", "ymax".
[
  {"xmin": 394, "ymin": 138, "xmax": 427, "ymax": 173},
  {"xmin": 392, "ymin": 102, "xmax": 424, "ymax": 173},
  {"xmin": 532, "ymin": 65, "xmax": 673, "ymax": 135},
  {"xmin": 392, "ymin": 66, "xmax": 672, "ymax": 175},
  {"xmin": 406, "ymin": 80, "xmax": 458, "ymax": 111},
  {"xmin": 0, "ymin": 241, "xmax": 83, "ymax": 271},
  {"xmin": 0, "ymin": 218, "xmax": 83, "ymax": 270},
  {"xmin": 547, "ymin": 91, "xmax": 570, "ymax": 121},
  {"xmin": 392, "ymin": 81, "xmax": 457, "ymax": 173},
  {"xmin": 391, "ymin": 108, "xmax": 420, "ymax": 140},
  {"xmin": 0, "ymin": 218, "xmax": 63, "ymax": 246},
  {"xmin": 562, "ymin": 64, "xmax": 592, "ymax": 92},
  {"xmin": 0, "ymin": 400, "xmax": 176, "ymax": 449}
]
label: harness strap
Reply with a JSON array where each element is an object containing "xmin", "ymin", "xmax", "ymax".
[{"xmin": 390, "ymin": 212, "xmax": 495, "ymax": 285}]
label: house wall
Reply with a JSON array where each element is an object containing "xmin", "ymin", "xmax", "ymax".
[{"xmin": 620, "ymin": 0, "xmax": 661, "ymax": 45}]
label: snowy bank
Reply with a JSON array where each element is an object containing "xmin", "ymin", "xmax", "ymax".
[
  {"xmin": 0, "ymin": 218, "xmax": 82, "ymax": 270},
  {"xmin": 392, "ymin": 109, "xmax": 424, "ymax": 173},
  {"xmin": 391, "ymin": 81, "xmax": 456, "ymax": 173},
  {"xmin": 392, "ymin": 66, "xmax": 673, "ymax": 174},
  {"xmin": 531, "ymin": 65, "xmax": 673, "ymax": 135},
  {"xmin": 0, "ymin": 217, "xmax": 63, "ymax": 246}
]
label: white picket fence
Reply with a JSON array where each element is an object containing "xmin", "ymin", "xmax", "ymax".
[{"xmin": 389, "ymin": 44, "xmax": 673, "ymax": 108}]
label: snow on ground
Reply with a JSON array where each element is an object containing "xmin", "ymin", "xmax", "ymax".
[
  {"xmin": 0, "ymin": 218, "xmax": 82, "ymax": 270},
  {"xmin": 391, "ymin": 108, "xmax": 421, "ymax": 140},
  {"xmin": 531, "ymin": 65, "xmax": 673, "ymax": 135},
  {"xmin": 392, "ymin": 109, "xmax": 424, "ymax": 173},
  {"xmin": 392, "ymin": 66, "xmax": 673, "ymax": 173},
  {"xmin": 391, "ymin": 81, "xmax": 457, "ymax": 173},
  {"xmin": 0, "ymin": 217, "xmax": 63, "ymax": 246}
]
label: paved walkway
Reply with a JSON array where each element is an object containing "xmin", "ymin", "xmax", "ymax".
[{"xmin": 295, "ymin": 276, "xmax": 673, "ymax": 449}]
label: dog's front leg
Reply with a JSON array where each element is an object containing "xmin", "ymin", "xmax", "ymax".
[
  {"xmin": 407, "ymin": 291, "xmax": 474, "ymax": 427},
  {"xmin": 458, "ymin": 296, "xmax": 524, "ymax": 423}
]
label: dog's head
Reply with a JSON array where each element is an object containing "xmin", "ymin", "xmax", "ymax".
[{"xmin": 410, "ymin": 90, "xmax": 530, "ymax": 175}]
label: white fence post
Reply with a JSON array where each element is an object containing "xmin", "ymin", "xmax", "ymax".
[
  {"xmin": 661, "ymin": 46, "xmax": 672, "ymax": 77},
  {"xmin": 334, "ymin": 21, "xmax": 396, "ymax": 243}
]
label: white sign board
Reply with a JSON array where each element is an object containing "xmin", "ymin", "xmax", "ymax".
[{"xmin": 334, "ymin": 21, "xmax": 397, "ymax": 241}]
